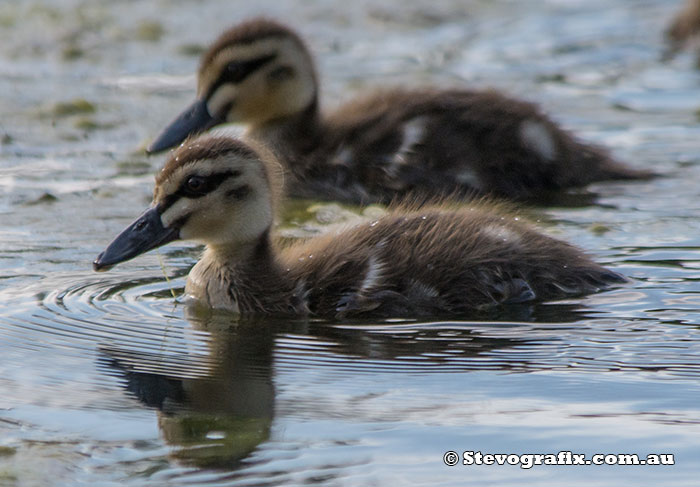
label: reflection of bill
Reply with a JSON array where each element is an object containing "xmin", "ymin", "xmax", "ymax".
[
  {"xmin": 100, "ymin": 304, "xmax": 275, "ymax": 468},
  {"xmin": 97, "ymin": 298, "xmax": 596, "ymax": 469}
]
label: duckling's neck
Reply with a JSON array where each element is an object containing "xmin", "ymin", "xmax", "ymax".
[
  {"xmin": 247, "ymin": 99, "xmax": 322, "ymax": 158},
  {"xmin": 186, "ymin": 230, "xmax": 304, "ymax": 315}
]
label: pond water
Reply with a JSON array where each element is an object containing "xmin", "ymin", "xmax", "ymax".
[{"xmin": 1, "ymin": 0, "xmax": 700, "ymax": 485}]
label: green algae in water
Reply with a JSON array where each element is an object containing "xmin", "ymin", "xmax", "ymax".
[
  {"xmin": 307, "ymin": 202, "xmax": 361, "ymax": 224},
  {"xmin": 73, "ymin": 117, "xmax": 116, "ymax": 131},
  {"xmin": 0, "ymin": 13, "xmax": 15, "ymax": 28},
  {"xmin": 161, "ymin": 413, "xmax": 270, "ymax": 468},
  {"xmin": 0, "ymin": 470, "xmax": 18, "ymax": 487},
  {"xmin": 116, "ymin": 159, "xmax": 153, "ymax": 176},
  {"xmin": 61, "ymin": 44, "xmax": 84, "ymax": 61},
  {"xmin": 73, "ymin": 117, "xmax": 100, "ymax": 131},
  {"xmin": 50, "ymin": 99, "xmax": 96, "ymax": 117},
  {"xmin": 178, "ymin": 43, "xmax": 206, "ymax": 56},
  {"xmin": 25, "ymin": 193, "xmax": 58, "ymax": 206},
  {"xmin": 27, "ymin": 4, "xmax": 62, "ymax": 21},
  {"xmin": 589, "ymin": 223, "xmax": 612, "ymax": 235},
  {"xmin": 0, "ymin": 447, "xmax": 18, "ymax": 487},
  {"xmin": 135, "ymin": 20, "xmax": 165, "ymax": 42},
  {"xmin": 0, "ymin": 447, "xmax": 16, "ymax": 457}
]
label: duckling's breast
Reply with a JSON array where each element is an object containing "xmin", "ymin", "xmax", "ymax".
[{"xmin": 186, "ymin": 259, "xmax": 240, "ymax": 313}]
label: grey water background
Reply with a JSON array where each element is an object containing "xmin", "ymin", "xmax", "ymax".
[{"xmin": 1, "ymin": 0, "xmax": 700, "ymax": 485}]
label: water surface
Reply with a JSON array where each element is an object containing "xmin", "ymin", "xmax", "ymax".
[{"xmin": 1, "ymin": 0, "xmax": 700, "ymax": 485}]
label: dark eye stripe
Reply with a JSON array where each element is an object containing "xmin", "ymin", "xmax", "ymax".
[
  {"xmin": 159, "ymin": 170, "xmax": 240, "ymax": 213},
  {"xmin": 205, "ymin": 53, "xmax": 277, "ymax": 101}
]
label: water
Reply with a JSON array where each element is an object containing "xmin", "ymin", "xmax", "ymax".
[{"xmin": 1, "ymin": 0, "xmax": 700, "ymax": 485}]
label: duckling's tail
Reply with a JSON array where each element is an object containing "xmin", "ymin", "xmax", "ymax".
[
  {"xmin": 574, "ymin": 144, "xmax": 657, "ymax": 182},
  {"xmin": 597, "ymin": 158, "xmax": 657, "ymax": 181}
]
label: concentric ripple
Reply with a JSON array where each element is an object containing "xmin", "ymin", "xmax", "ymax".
[
  {"xmin": 0, "ymin": 271, "xmax": 216, "ymax": 404},
  {"xmin": 268, "ymin": 314, "xmax": 700, "ymax": 382},
  {"xmin": 3, "ymin": 271, "xmax": 700, "ymax": 388}
]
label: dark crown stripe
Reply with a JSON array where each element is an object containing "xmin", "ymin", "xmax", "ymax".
[
  {"xmin": 205, "ymin": 54, "xmax": 277, "ymax": 102},
  {"xmin": 156, "ymin": 137, "xmax": 259, "ymax": 184},
  {"xmin": 159, "ymin": 170, "xmax": 239, "ymax": 213},
  {"xmin": 200, "ymin": 18, "xmax": 296, "ymax": 68}
]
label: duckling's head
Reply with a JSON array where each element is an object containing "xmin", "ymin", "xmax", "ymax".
[
  {"xmin": 148, "ymin": 18, "xmax": 317, "ymax": 153},
  {"xmin": 95, "ymin": 136, "xmax": 281, "ymax": 271}
]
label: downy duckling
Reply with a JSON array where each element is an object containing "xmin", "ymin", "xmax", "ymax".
[
  {"xmin": 95, "ymin": 135, "xmax": 625, "ymax": 317},
  {"xmin": 147, "ymin": 18, "xmax": 652, "ymax": 205}
]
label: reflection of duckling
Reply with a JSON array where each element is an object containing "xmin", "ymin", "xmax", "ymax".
[
  {"xmin": 94, "ymin": 136, "xmax": 625, "ymax": 317},
  {"xmin": 101, "ymin": 311, "xmax": 276, "ymax": 468},
  {"xmin": 147, "ymin": 18, "xmax": 651, "ymax": 204},
  {"xmin": 665, "ymin": 0, "xmax": 700, "ymax": 61}
]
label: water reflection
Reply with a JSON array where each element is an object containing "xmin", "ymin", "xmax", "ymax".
[
  {"xmin": 100, "ymin": 307, "xmax": 275, "ymax": 469},
  {"xmin": 94, "ymin": 297, "xmax": 603, "ymax": 471},
  {"xmin": 3, "ymin": 0, "xmax": 700, "ymax": 484},
  {"xmin": 0, "ymin": 265, "xmax": 698, "ymax": 484}
]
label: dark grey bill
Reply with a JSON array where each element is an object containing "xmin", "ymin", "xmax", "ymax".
[
  {"xmin": 146, "ymin": 98, "xmax": 224, "ymax": 154},
  {"xmin": 93, "ymin": 207, "xmax": 180, "ymax": 271}
]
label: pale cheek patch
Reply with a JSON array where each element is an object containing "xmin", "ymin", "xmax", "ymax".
[
  {"xmin": 207, "ymin": 85, "xmax": 239, "ymax": 119},
  {"xmin": 264, "ymin": 40, "xmax": 316, "ymax": 114},
  {"xmin": 519, "ymin": 120, "xmax": 557, "ymax": 162},
  {"xmin": 161, "ymin": 198, "xmax": 196, "ymax": 228}
]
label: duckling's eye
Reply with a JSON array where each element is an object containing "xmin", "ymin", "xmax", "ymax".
[
  {"xmin": 176, "ymin": 170, "xmax": 240, "ymax": 199},
  {"xmin": 225, "ymin": 62, "xmax": 245, "ymax": 82},
  {"xmin": 183, "ymin": 176, "xmax": 209, "ymax": 196},
  {"xmin": 219, "ymin": 54, "xmax": 278, "ymax": 85}
]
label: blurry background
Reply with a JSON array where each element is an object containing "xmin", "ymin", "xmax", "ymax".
[{"xmin": 1, "ymin": 1, "xmax": 700, "ymax": 486}]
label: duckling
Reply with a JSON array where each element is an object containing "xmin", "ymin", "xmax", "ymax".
[
  {"xmin": 146, "ymin": 18, "xmax": 651, "ymax": 205},
  {"xmin": 95, "ymin": 135, "xmax": 624, "ymax": 317},
  {"xmin": 665, "ymin": 0, "xmax": 700, "ymax": 61}
]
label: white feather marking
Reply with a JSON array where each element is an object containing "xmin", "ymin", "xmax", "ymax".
[
  {"xmin": 519, "ymin": 120, "xmax": 557, "ymax": 162},
  {"xmin": 392, "ymin": 117, "xmax": 426, "ymax": 165},
  {"xmin": 360, "ymin": 254, "xmax": 385, "ymax": 292},
  {"xmin": 331, "ymin": 146, "xmax": 353, "ymax": 167},
  {"xmin": 455, "ymin": 167, "xmax": 482, "ymax": 189}
]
